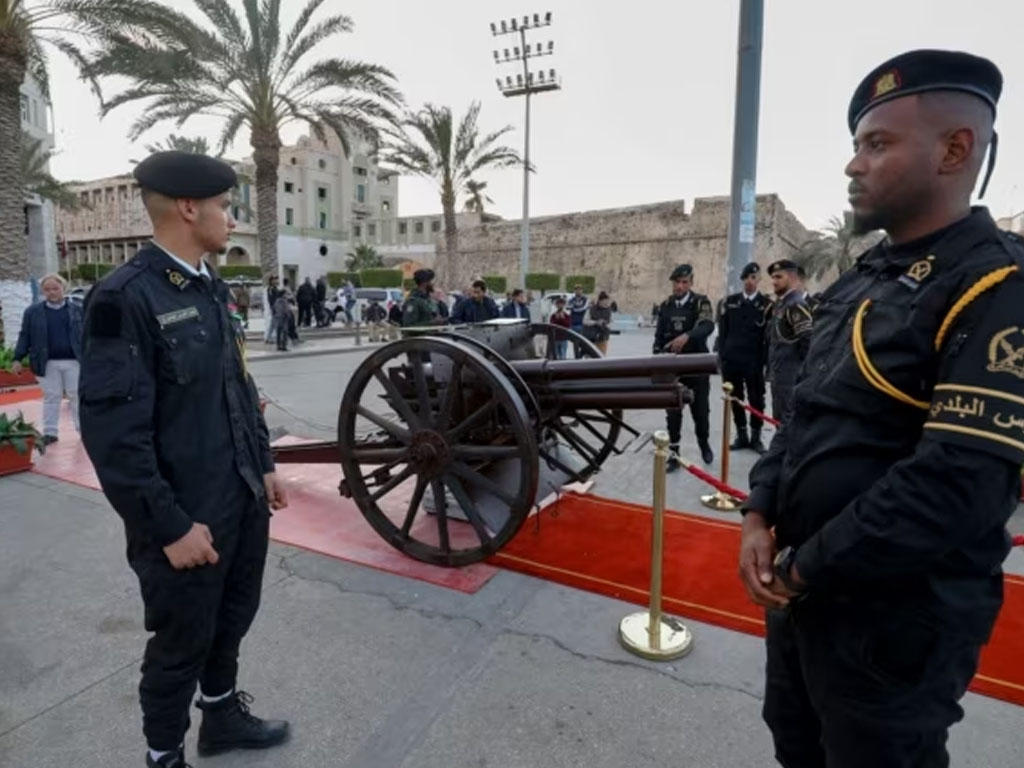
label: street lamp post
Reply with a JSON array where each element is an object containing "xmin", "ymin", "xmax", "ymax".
[
  {"xmin": 490, "ymin": 12, "xmax": 560, "ymax": 292},
  {"xmin": 724, "ymin": 0, "xmax": 764, "ymax": 296}
]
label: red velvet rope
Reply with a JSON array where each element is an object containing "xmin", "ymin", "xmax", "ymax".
[
  {"xmin": 674, "ymin": 455, "xmax": 749, "ymax": 500},
  {"xmin": 728, "ymin": 396, "xmax": 782, "ymax": 428},
  {"xmin": 1013, "ymin": 535, "xmax": 1024, "ymax": 548}
]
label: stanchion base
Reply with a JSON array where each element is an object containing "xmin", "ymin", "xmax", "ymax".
[
  {"xmin": 618, "ymin": 611, "xmax": 694, "ymax": 661},
  {"xmin": 701, "ymin": 491, "xmax": 743, "ymax": 512}
]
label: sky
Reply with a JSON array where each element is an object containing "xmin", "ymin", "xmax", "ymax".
[{"xmin": 45, "ymin": 0, "xmax": 1024, "ymax": 234}]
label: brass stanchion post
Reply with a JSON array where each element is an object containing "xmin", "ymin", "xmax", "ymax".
[
  {"xmin": 618, "ymin": 430, "xmax": 694, "ymax": 660},
  {"xmin": 701, "ymin": 381, "xmax": 743, "ymax": 511}
]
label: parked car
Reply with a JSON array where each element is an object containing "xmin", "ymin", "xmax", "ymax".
[
  {"xmin": 67, "ymin": 286, "xmax": 90, "ymax": 307},
  {"xmin": 324, "ymin": 287, "xmax": 405, "ymax": 324}
]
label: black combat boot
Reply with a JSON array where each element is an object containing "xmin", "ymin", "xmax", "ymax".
[
  {"xmin": 699, "ymin": 441, "xmax": 714, "ymax": 465},
  {"xmin": 666, "ymin": 444, "xmax": 680, "ymax": 473},
  {"xmin": 750, "ymin": 428, "xmax": 766, "ymax": 455},
  {"xmin": 196, "ymin": 691, "xmax": 290, "ymax": 757},
  {"xmin": 145, "ymin": 748, "xmax": 189, "ymax": 768},
  {"xmin": 730, "ymin": 427, "xmax": 750, "ymax": 451}
]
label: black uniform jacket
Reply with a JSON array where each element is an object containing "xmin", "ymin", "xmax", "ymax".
[
  {"xmin": 718, "ymin": 291, "xmax": 769, "ymax": 367},
  {"xmin": 79, "ymin": 245, "xmax": 274, "ymax": 547},
  {"xmin": 748, "ymin": 209, "xmax": 1024, "ymax": 640},
  {"xmin": 766, "ymin": 290, "xmax": 814, "ymax": 383},
  {"xmin": 653, "ymin": 292, "xmax": 715, "ymax": 354}
]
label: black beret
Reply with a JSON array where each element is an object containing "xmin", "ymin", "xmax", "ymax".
[
  {"xmin": 670, "ymin": 264, "xmax": 693, "ymax": 280},
  {"xmin": 767, "ymin": 259, "xmax": 799, "ymax": 275},
  {"xmin": 133, "ymin": 151, "xmax": 238, "ymax": 199},
  {"xmin": 848, "ymin": 49, "xmax": 1002, "ymax": 134},
  {"xmin": 740, "ymin": 262, "xmax": 761, "ymax": 279},
  {"xmin": 413, "ymin": 268, "xmax": 434, "ymax": 285}
]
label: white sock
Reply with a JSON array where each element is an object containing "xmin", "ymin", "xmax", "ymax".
[
  {"xmin": 200, "ymin": 688, "xmax": 234, "ymax": 703},
  {"xmin": 148, "ymin": 744, "xmax": 182, "ymax": 762}
]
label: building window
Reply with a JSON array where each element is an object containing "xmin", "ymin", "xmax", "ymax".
[
  {"xmin": 415, "ymin": 221, "xmax": 424, "ymax": 234},
  {"xmin": 285, "ymin": 208, "xmax": 294, "ymax": 226},
  {"xmin": 290, "ymin": 157, "xmax": 297, "ymax": 165},
  {"xmin": 20, "ymin": 95, "xmax": 29, "ymax": 121},
  {"xmin": 368, "ymin": 223, "xmax": 376, "ymax": 237},
  {"xmin": 355, "ymin": 167, "xmax": 367, "ymax": 176},
  {"xmin": 354, "ymin": 224, "xmax": 362, "ymax": 238},
  {"xmin": 319, "ymin": 211, "xmax": 328, "ymax": 229},
  {"xmin": 284, "ymin": 181, "xmax": 294, "ymax": 193},
  {"xmin": 32, "ymin": 100, "xmax": 39, "ymax": 126},
  {"xmin": 398, "ymin": 222, "xmax": 407, "ymax": 235},
  {"xmin": 318, "ymin": 159, "xmax": 326, "ymax": 170},
  {"xmin": 317, "ymin": 186, "xmax": 327, "ymax": 200},
  {"xmin": 381, "ymin": 200, "xmax": 391, "ymax": 213},
  {"xmin": 356, "ymin": 184, "xmax": 366, "ymax": 203},
  {"xmin": 381, "ymin": 176, "xmax": 390, "ymax": 185},
  {"xmin": 431, "ymin": 220, "xmax": 441, "ymax": 233}
]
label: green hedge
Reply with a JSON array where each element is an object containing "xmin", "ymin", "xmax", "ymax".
[
  {"xmin": 359, "ymin": 269, "xmax": 404, "ymax": 288},
  {"xmin": 525, "ymin": 272, "xmax": 560, "ymax": 293},
  {"xmin": 69, "ymin": 263, "xmax": 116, "ymax": 282},
  {"xmin": 402, "ymin": 278, "xmax": 416, "ymax": 291},
  {"xmin": 482, "ymin": 275, "xmax": 507, "ymax": 294},
  {"xmin": 218, "ymin": 265, "xmax": 262, "ymax": 280},
  {"xmin": 564, "ymin": 274, "xmax": 595, "ymax": 294},
  {"xmin": 326, "ymin": 271, "xmax": 362, "ymax": 288}
]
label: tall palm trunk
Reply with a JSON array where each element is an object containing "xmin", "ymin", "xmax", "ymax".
[
  {"xmin": 0, "ymin": 37, "xmax": 32, "ymax": 347},
  {"xmin": 441, "ymin": 180, "xmax": 458, "ymax": 262},
  {"xmin": 251, "ymin": 128, "xmax": 281, "ymax": 279}
]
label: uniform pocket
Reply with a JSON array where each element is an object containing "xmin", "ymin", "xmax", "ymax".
[
  {"xmin": 79, "ymin": 338, "xmax": 137, "ymax": 402},
  {"xmin": 159, "ymin": 323, "xmax": 210, "ymax": 386}
]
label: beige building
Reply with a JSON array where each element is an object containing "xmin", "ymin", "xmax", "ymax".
[
  {"xmin": 437, "ymin": 194, "xmax": 812, "ymax": 313},
  {"xmin": 997, "ymin": 211, "xmax": 1024, "ymax": 235}
]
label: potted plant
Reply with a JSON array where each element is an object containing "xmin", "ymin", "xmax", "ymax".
[
  {"xmin": 0, "ymin": 348, "xmax": 37, "ymax": 387},
  {"xmin": 0, "ymin": 411, "xmax": 45, "ymax": 476}
]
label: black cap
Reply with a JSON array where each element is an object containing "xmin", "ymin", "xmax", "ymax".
[
  {"xmin": 413, "ymin": 268, "xmax": 434, "ymax": 285},
  {"xmin": 670, "ymin": 264, "xmax": 693, "ymax": 280},
  {"xmin": 848, "ymin": 50, "xmax": 1002, "ymax": 133},
  {"xmin": 133, "ymin": 151, "xmax": 238, "ymax": 199},
  {"xmin": 767, "ymin": 259, "xmax": 799, "ymax": 276},
  {"xmin": 740, "ymin": 262, "xmax": 760, "ymax": 279},
  {"xmin": 848, "ymin": 50, "xmax": 1003, "ymax": 198}
]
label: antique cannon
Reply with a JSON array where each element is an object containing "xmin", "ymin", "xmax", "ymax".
[{"xmin": 271, "ymin": 319, "xmax": 718, "ymax": 566}]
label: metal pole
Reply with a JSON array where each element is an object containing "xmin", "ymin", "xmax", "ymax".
[
  {"xmin": 724, "ymin": 0, "xmax": 764, "ymax": 296},
  {"xmin": 520, "ymin": 27, "xmax": 531, "ymax": 292}
]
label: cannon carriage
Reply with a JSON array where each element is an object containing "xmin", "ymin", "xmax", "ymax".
[{"xmin": 271, "ymin": 319, "xmax": 717, "ymax": 566}]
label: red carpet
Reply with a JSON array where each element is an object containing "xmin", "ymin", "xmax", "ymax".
[
  {"xmin": 490, "ymin": 493, "xmax": 1024, "ymax": 708},
  {"xmin": 0, "ymin": 386, "xmax": 42, "ymax": 405}
]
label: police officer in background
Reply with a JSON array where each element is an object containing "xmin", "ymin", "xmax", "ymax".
[
  {"xmin": 741, "ymin": 50, "xmax": 1024, "ymax": 767},
  {"xmin": 765, "ymin": 259, "xmax": 814, "ymax": 422},
  {"xmin": 654, "ymin": 263, "xmax": 715, "ymax": 467},
  {"xmin": 402, "ymin": 269, "xmax": 444, "ymax": 327},
  {"xmin": 717, "ymin": 262, "xmax": 769, "ymax": 453},
  {"xmin": 79, "ymin": 152, "xmax": 289, "ymax": 768}
]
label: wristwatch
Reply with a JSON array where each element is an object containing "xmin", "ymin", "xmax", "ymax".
[{"xmin": 773, "ymin": 546, "xmax": 804, "ymax": 594}]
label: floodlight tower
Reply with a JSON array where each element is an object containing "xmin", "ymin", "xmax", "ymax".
[{"xmin": 490, "ymin": 12, "xmax": 560, "ymax": 292}]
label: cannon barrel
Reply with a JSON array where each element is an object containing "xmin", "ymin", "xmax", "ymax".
[{"xmin": 509, "ymin": 353, "xmax": 718, "ymax": 381}]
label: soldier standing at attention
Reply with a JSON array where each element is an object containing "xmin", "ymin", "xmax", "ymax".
[
  {"xmin": 78, "ymin": 151, "xmax": 290, "ymax": 768},
  {"xmin": 741, "ymin": 50, "xmax": 1024, "ymax": 767},
  {"xmin": 717, "ymin": 261, "xmax": 770, "ymax": 453},
  {"xmin": 402, "ymin": 269, "xmax": 444, "ymax": 327},
  {"xmin": 654, "ymin": 263, "xmax": 715, "ymax": 468},
  {"xmin": 765, "ymin": 259, "xmax": 814, "ymax": 422}
]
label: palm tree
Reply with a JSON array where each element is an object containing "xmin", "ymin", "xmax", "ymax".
[
  {"xmin": 0, "ymin": 0, "xmax": 140, "ymax": 345},
  {"xmin": 85, "ymin": 0, "xmax": 402, "ymax": 279},
  {"xmin": 796, "ymin": 213, "xmax": 860, "ymax": 280},
  {"xmin": 346, "ymin": 243, "xmax": 382, "ymax": 271},
  {"xmin": 145, "ymin": 133, "xmax": 210, "ymax": 155},
  {"xmin": 22, "ymin": 133, "xmax": 83, "ymax": 210},
  {"xmin": 463, "ymin": 179, "xmax": 493, "ymax": 215},
  {"xmin": 381, "ymin": 102, "xmax": 521, "ymax": 261}
]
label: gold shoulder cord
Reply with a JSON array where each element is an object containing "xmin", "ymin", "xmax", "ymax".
[{"xmin": 852, "ymin": 265, "xmax": 1019, "ymax": 410}]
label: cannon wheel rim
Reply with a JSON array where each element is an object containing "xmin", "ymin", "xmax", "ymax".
[
  {"xmin": 430, "ymin": 329, "xmax": 543, "ymax": 429},
  {"xmin": 528, "ymin": 323, "xmax": 624, "ymax": 470},
  {"xmin": 338, "ymin": 336, "xmax": 539, "ymax": 567}
]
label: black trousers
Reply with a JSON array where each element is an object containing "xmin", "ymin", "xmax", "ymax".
[
  {"xmin": 298, "ymin": 302, "xmax": 313, "ymax": 327},
  {"xmin": 763, "ymin": 603, "xmax": 981, "ymax": 768},
  {"xmin": 722, "ymin": 361, "xmax": 765, "ymax": 433},
  {"xmin": 127, "ymin": 500, "xmax": 270, "ymax": 751},
  {"xmin": 771, "ymin": 377, "xmax": 795, "ymax": 424},
  {"xmin": 275, "ymin": 318, "xmax": 288, "ymax": 350},
  {"xmin": 666, "ymin": 374, "xmax": 710, "ymax": 447}
]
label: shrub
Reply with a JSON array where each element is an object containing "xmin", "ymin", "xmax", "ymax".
[
  {"xmin": 564, "ymin": 274, "xmax": 595, "ymax": 294},
  {"xmin": 525, "ymin": 272, "xmax": 560, "ymax": 294},
  {"xmin": 218, "ymin": 265, "xmax": 262, "ymax": 280},
  {"xmin": 482, "ymin": 274, "xmax": 507, "ymax": 294},
  {"xmin": 402, "ymin": 278, "xmax": 416, "ymax": 291},
  {"xmin": 359, "ymin": 269, "xmax": 404, "ymax": 288},
  {"xmin": 326, "ymin": 271, "xmax": 362, "ymax": 288},
  {"xmin": 70, "ymin": 263, "xmax": 115, "ymax": 282}
]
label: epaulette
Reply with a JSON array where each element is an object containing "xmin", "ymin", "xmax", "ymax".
[{"xmin": 90, "ymin": 259, "xmax": 147, "ymax": 294}]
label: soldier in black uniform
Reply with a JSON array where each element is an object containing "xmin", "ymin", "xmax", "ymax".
[
  {"xmin": 79, "ymin": 152, "xmax": 290, "ymax": 768},
  {"xmin": 740, "ymin": 51, "xmax": 1023, "ymax": 767},
  {"xmin": 654, "ymin": 264, "xmax": 715, "ymax": 467},
  {"xmin": 717, "ymin": 262, "xmax": 770, "ymax": 453},
  {"xmin": 765, "ymin": 259, "xmax": 814, "ymax": 422}
]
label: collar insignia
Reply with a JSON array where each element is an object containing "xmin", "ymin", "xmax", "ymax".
[
  {"xmin": 167, "ymin": 270, "xmax": 187, "ymax": 288},
  {"xmin": 897, "ymin": 256, "xmax": 934, "ymax": 291}
]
